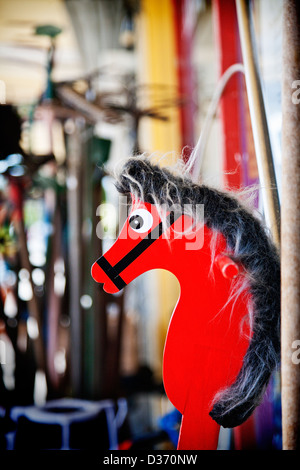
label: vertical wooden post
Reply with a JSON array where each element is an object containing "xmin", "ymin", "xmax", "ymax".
[
  {"xmin": 10, "ymin": 182, "xmax": 46, "ymax": 375},
  {"xmin": 281, "ymin": 0, "xmax": 300, "ymax": 450},
  {"xmin": 66, "ymin": 120, "xmax": 83, "ymax": 397},
  {"xmin": 235, "ymin": 0, "xmax": 280, "ymax": 248},
  {"xmin": 46, "ymin": 202, "xmax": 63, "ymax": 391},
  {"xmin": 92, "ymin": 169, "xmax": 107, "ymax": 398}
]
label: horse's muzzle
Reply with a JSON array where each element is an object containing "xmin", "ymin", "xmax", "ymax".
[{"xmin": 91, "ymin": 256, "xmax": 127, "ymax": 293}]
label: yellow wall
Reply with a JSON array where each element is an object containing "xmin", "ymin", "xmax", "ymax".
[{"xmin": 137, "ymin": 0, "xmax": 181, "ymax": 156}]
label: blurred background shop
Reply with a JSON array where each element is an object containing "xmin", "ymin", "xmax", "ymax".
[{"xmin": 0, "ymin": 0, "xmax": 285, "ymax": 450}]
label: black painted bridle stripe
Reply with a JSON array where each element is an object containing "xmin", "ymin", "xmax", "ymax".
[
  {"xmin": 113, "ymin": 211, "xmax": 181, "ymax": 274},
  {"xmin": 97, "ymin": 210, "xmax": 182, "ymax": 289},
  {"xmin": 96, "ymin": 256, "xmax": 127, "ymax": 290},
  {"xmin": 112, "ymin": 220, "xmax": 163, "ymax": 274}
]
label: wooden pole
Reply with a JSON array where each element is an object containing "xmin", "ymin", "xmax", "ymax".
[
  {"xmin": 235, "ymin": 0, "xmax": 280, "ymax": 248},
  {"xmin": 281, "ymin": 0, "xmax": 300, "ymax": 450},
  {"xmin": 66, "ymin": 121, "xmax": 84, "ymax": 397},
  {"xmin": 56, "ymin": 86, "xmax": 104, "ymax": 124},
  {"xmin": 92, "ymin": 170, "xmax": 107, "ymax": 398},
  {"xmin": 46, "ymin": 201, "xmax": 63, "ymax": 391}
]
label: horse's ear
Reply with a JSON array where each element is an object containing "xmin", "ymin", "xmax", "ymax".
[{"xmin": 215, "ymin": 254, "xmax": 239, "ymax": 279}]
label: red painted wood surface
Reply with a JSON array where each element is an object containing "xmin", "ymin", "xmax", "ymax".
[{"xmin": 92, "ymin": 201, "xmax": 252, "ymax": 449}]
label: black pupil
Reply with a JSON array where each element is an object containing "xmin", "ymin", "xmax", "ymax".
[{"xmin": 129, "ymin": 214, "xmax": 144, "ymax": 230}]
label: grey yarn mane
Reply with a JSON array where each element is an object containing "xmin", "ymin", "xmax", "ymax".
[{"xmin": 114, "ymin": 156, "xmax": 280, "ymax": 428}]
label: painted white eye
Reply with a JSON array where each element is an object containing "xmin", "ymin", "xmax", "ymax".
[{"xmin": 128, "ymin": 208, "xmax": 154, "ymax": 233}]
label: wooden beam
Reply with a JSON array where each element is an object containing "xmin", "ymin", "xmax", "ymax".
[
  {"xmin": 10, "ymin": 182, "xmax": 46, "ymax": 375},
  {"xmin": 281, "ymin": 0, "xmax": 300, "ymax": 450},
  {"xmin": 66, "ymin": 121, "xmax": 84, "ymax": 396}
]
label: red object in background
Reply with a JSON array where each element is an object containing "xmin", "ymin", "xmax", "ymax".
[
  {"xmin": 212, "ymin": 0, "xmax": 243, "ymax": 190},
  {"xmin": 118, "ymin": 440, "xmax": 133, "ymax": 450},
  {"xmin": 91, "ymin": 201, "xmax": 252, "ymax": 449},
  {"xmin": 9, "ymin": 180, "xmax": 24, "ymax": 222},
  {"xmin": 172, "ymin": 0, "xmax": 196, "ymax": 160}
]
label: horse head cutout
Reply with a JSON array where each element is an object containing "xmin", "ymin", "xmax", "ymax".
[{"xmin": 91, "ymin": 157, "xmax": 280, "ymax": 450}]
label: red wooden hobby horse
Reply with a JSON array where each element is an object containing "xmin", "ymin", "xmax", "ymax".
[{"xmin": 91, "ymin": 157, "xmax": 280, "ymax": 450}]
